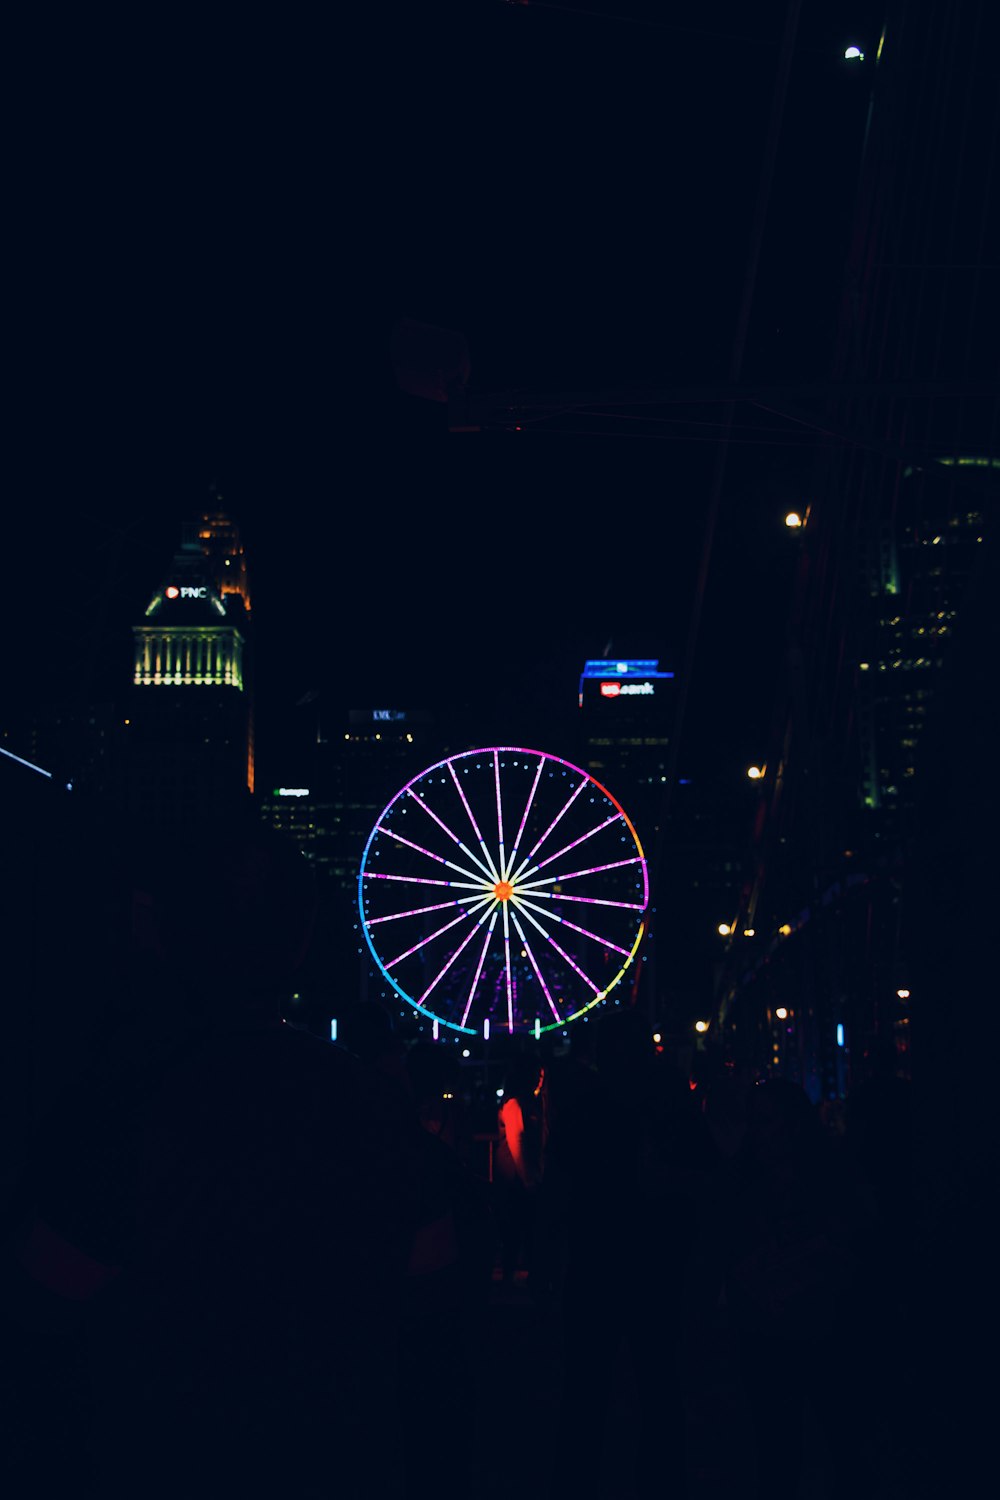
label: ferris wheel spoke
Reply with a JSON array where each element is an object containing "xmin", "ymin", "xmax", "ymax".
[
  {"xmin": 406, "ymin": 790, "xmax": 497, "ymax": 882},
  {"xmin": 547, "ymin": 891, "xmax": 647, "ymax": 911},
  {"xmin": 526, "ymin": 855, "xmax": 645, "ymax": 888},
  {"xmin": 500, "ymin": 898, "xmax": 515, "ymax": 1032},
  {"xmin": 512, "ymin": 893, "xmax": 632, "ymax": 956},
  {"xmin": 460, "ymin": 910, "xmax": 500, "ymax": 1029},
  {"xmin": 505, "ymin": 753, "xmax": 545, "ymax": 881},
  {"xmin": 510, "ymin": 774, "xmax": 589, "ymax": 882},
  {"xmin": 363, "ymin": 870, "xmax": 489, "ymax": 895},
  {"xmin": 384, "ymin": 898, "xmax": 493, "ymax": 971},
  {"xmin": 528, "ymin": 811, "xmax": 623, "ymax": 875},
  {"xmin": 447, "ymin": 761, "xmax": 501, "ymax": 882},
  {"xmin": 419, "ymin": 904, "xmax": 497, "ymax": 1006},
  {"xmin": 510, "ymin": 898, "xmax": 603, "ymax": 995},
  {"xmin": 509, "ymin": 908, "xmax": 563, "ymax": 1024},
  {"xmin": 366, "ymin": 893, "xmax": 486, "ymax": 926},
  {"xmin": 376, "ymin": 825, "xmax": 487, "ymax": 885},
  {"xmin": 493, "ymin": 750, "xmax": 507, "ymax": 884}
]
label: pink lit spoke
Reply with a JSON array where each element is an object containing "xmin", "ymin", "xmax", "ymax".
[
  {"xmin": 442, "ymin": 878, "xmax": 502, "ymax": 893},
  {"xmin": 446, "ymin": 762, "xmax": 501, "ymax": 883},
  {"xmin": 509, "ymin": 909, "xmax": 563, "ymax": 1023},
  {"xmin": 513, "ymin": 894, "xmax": 631, "ymax": 956},
  {"xmin": 551, "ymin": 893, "xmax": 647, "ymax": 911},
  {"xmin": 506, "ymin": 754, "xmax": 545, "ymax": 880},
  {"xmin": 519, "ymin": 855, "xmax": 644, "ymax": 890},
  {"xmin": 447, "ymin": 762, "xmax": 485, "ymax": 844},
  {"xmin": 419, "ymin": 906, "xmax": 497, "ymax": 1005},
  {"xmin": 367, "ymin": 896, "xmax": 468, "ymax": 926},
  {"xmin": 493, "ymin": 750, "xmax": 506, "ymax": 880},
  {"xmin": 517, "ymin": 775, "xmax": 588, "ymax": 873},
  {"xmin": 363, "ymin": 872, "xmax": 454, "ymax": 889},
  {"xmin": 385, "ymin": 901, "xmax": 491, "ymax": 971},
  {"xmin": 530, "ymin": 812, "xmax": 623, "ymax": 874},
  {"xmin": 460, "ymin": 911, "xmax": 499, "ymax": 1029},
  {"xmin": 378, "ymin": 825, "xmax": 485, "ymax": 885},
  {"xmin": 407, "ymin": 790, "xmax": 495, "ymax": 882},
  {"xmin": 501, "ymin": 898, "xmax": 514, "ymax": 1033},
  {"xmin": 512, "ymin": 900, "xmax": 603, "ymax": 995}
]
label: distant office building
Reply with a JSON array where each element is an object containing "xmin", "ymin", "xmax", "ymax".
[
  {"xmin": 127, "ymin": 515, "xmax": 253, "ymax": 826},
  {"xmin": 576, "ymin": 658, "xmax": 674, "ymax": 850},
  {"xmin": 260, "ymin": 706, "xmax": 439, "ymax": 1011},
  {"xmin": 858, "ymin": 457, "xmax": 997, "ymax": 822},
  {"xmin": 1, "ymin": 700, "xmax": 121, "ymax": 799}
]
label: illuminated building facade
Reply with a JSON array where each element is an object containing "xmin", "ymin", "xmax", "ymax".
[{"xmin": 127, "ymin": 515, "xmax": 254, "ymax": 826}]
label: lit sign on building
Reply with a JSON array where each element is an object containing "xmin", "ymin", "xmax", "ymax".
[
  {"xmin": 580, "ymin": 658, "xmax": 674, "ymax": 706},
  {"xmin": 600, "ymin": 681, "xmax": 656, "ymax": 698},
  {"xmin": 372, "ymin": 709, "xmax": 407, "ymax": 722},
  {"xmin": 275, "ymin": 787, "xmax": 310, "ymax": 797}
]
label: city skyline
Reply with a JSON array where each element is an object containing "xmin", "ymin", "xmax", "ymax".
[
  {"xmin": 4, "ymin": 0, "xmax": 996, "ymax": 1083},
  {"xmin": 5, "ymin": 2, "xmax": 886, "ymax": 774}
]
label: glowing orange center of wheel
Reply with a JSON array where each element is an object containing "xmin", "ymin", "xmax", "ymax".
[{"xmin": 494, "ymin": 880, "xmax": 513, "ymax": 902}]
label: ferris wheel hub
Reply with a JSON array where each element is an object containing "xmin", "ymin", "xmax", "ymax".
[{"xmin": 493, "ymin": 880, "xmax": 514, "ymax": 902}]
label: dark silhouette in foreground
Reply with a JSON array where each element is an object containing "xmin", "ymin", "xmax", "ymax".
[{"xmin": 3, "ymin": 808, "xmax": 419, "ymax": 1499}]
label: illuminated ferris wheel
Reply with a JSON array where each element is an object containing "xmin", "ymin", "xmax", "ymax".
[{"xmin": 358, "ymin": 747, "xmax": 648, "ymax": 1037}]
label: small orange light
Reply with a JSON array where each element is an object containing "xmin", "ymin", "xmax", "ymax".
[{"xmin": 165, "ymin": 586, "xmax": 180, "ymax": 599}]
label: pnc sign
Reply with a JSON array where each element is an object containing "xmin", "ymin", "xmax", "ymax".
[{"xmin": 165, "ymin": 585, "xmax": 209, "ymax": 600}]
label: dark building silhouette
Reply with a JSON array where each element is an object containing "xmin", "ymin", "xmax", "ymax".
[
  {"xmin": 260, "ymin": 702, "xmax": 443, "ymax": 1028},
  {"xmin": 574, "ymin": 655, "xmax": 752, "ymax": 1050},
  {"xmin": 713, "ymin": 0, "xmax": 999, "ymax": 1101}
]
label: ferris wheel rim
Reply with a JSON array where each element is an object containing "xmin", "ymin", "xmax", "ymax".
[{"xmin": 357, "ymin": 746, "xmax": 649, "ymax": 1036}]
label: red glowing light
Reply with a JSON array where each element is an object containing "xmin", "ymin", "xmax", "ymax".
[
  {"xmin": 600, "ymin": 682, "xmax": 621, "ymax": 698},
  {"xmin": 165, "ymin": 586, "xmax": 180, "ymax": 599}
]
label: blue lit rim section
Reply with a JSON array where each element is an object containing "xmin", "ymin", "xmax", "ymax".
[{"xmin": 358, "ymin": 747, "xmax": 649, "ymax": 1036}]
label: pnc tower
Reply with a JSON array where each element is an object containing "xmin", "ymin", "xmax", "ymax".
[{"xmin": 128, "ymin": 512, "xmax": 253, "ymax": 825}]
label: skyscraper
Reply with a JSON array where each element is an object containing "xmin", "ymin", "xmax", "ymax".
[{"xmin": 127, "ymin": 514, "xmax": 253, "ymax": 826}]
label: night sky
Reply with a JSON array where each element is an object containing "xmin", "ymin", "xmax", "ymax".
[{"xmin": 5, "ymin": 1, "xmax": 886, "ymax": 779}]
